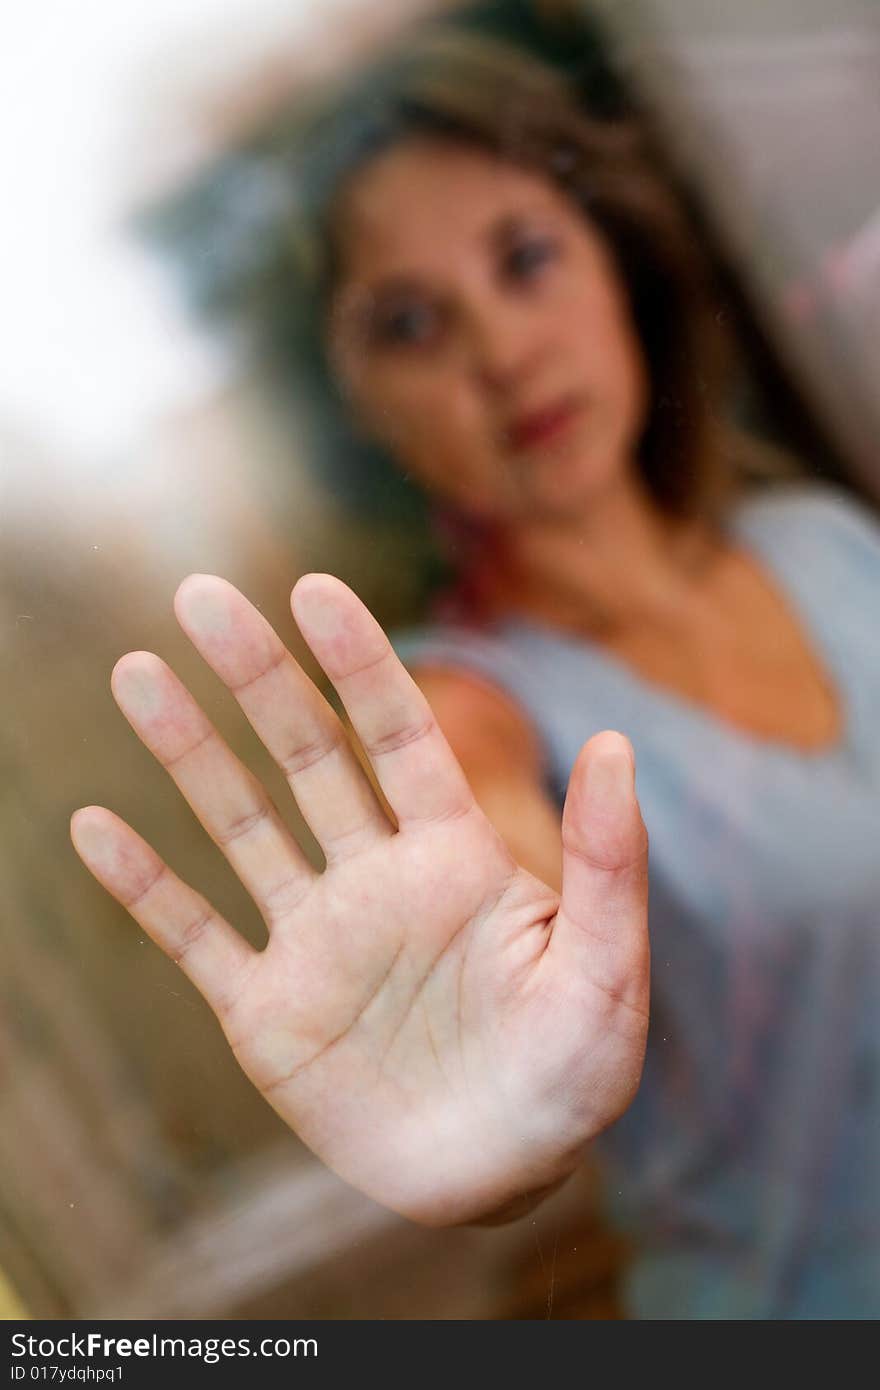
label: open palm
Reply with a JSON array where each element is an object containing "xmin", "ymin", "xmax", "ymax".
[{"xmin": 71, "ymin": 573, "xmax": 649, "ymax": 1225}]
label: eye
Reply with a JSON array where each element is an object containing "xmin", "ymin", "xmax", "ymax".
[
  {"xmin": 502, "ymin": 236, "xmax": 559, "ymax": 283},
  {"xmin": 369, "ymin": 299, "xmax": 441, "ymax": 349}
]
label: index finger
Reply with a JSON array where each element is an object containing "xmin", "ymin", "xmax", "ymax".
[{"xmin": 291, "ymin": 574, "xmax": 476, "ymax": 829}]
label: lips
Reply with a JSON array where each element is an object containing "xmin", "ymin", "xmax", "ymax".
[{"xmin": 506, "ymin": 397, "xmax": 581, "ymax": 451}]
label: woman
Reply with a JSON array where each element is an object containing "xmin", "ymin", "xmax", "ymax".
[{"xmin": 70, "ymin": 35, "xmax": 880, "ymax": 1317}]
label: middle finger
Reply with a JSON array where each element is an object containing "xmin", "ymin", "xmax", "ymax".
[{"xmin": 172, "ymin": 574, "xmax": 395, "ymax": 865}]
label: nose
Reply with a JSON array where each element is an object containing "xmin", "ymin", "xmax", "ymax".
[{"xmin": 465, "ymin": 294, "xmax": 543, "ymax": 395}]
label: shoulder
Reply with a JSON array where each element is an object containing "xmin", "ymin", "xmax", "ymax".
[
  {"xmin": 388, "ymin": 621, "xmax": 548, "ymax": 782},
  {"xmin": 389, "ymin": 619, "xmax": 539, "ymax": 698},
  {"xmin": 731, "ymin": 479, "xmax": 880, "ymax": 571},
  {"xmin": 410, "ymin": 665, "xmax": 546, "ymax": 782}
]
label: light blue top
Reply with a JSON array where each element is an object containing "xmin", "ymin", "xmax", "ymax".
[{"xmin": 389, "ymin": 482, "xmax": 880, "ymax": 1319}]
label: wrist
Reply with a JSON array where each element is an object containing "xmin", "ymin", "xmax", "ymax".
[{"xmin": 462, "ymin": 1169, "xmax": 575, "ymax": 1227}]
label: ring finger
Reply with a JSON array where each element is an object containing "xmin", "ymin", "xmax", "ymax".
[{"xmin": 111, "ymin": 650, "xmax": 317, "ymax": 928}]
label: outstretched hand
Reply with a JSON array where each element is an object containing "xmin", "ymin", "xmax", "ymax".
[{"xmin": 71, "ymin": 573, "xmax": 649, "ymax": 1225}]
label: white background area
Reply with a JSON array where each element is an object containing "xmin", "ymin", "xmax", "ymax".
[{"xmin": 0, "ymin": 1, "xmax": 357, "ymax": 469}]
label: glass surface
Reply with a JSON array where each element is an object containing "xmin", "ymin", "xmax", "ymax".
[{"xmin": 2, "ymin": 0, "xmax": 879, "ymax": 1320}]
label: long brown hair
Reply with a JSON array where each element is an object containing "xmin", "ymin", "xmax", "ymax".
[{"xmin": 291, "ymin": 27, "xmax": 796, "ymax": 617}]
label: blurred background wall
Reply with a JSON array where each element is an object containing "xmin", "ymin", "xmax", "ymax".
[{"xmin": 2, "ymin": 0, "xmax": 878, "ymax": 1318}]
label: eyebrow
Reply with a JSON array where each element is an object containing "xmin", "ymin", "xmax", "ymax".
[
  {"xmin": 488, "ymin": 211, "xmax": 548, "ymax": 244},
  {"xmin": 334, "ymin": 206, "xmax": 558, "ymax": 327}
]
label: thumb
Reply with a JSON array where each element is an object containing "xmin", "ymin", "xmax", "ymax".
[{"xmin": 554, "ymin": 730, "xmax": 650, "ymax": 1019}]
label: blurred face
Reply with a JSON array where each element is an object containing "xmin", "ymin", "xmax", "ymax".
[{"xmin": 326, "ymin": 137, "xmax": 651, "ymax": 524}]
